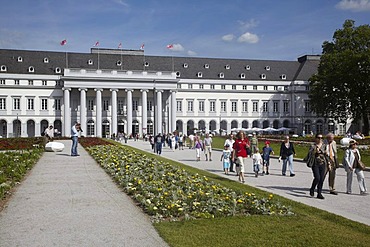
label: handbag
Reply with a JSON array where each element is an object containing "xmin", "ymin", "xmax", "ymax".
[
  {"xmin": 304, "ymin": 151, "xmax": 315, "ymax": 168},
  {"xmin": 358, "ymin": 160, "xmax": 366, "ymax": 170}
]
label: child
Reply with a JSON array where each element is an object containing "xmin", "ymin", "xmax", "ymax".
[
  {"xmin": 220, "ymin": 144, "xmax": 231, "ymax": 174},
  {"xmin": 252, "ymin": 148, "xmax": 263, "ymax": 177},
  {"xmin": 262, "ymin": 141, "xmax": 274, "ymax": 175}
]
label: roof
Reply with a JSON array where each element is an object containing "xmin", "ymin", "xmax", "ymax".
[{"xmin": 0, "ymin": 48, "xmax": 319, "ymax": 81}]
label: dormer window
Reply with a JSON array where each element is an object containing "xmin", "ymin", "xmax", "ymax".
[
  {"xmin": 0, "ymin": 65, "xmax": 7, "ymax": 72},
  {"xmin": 240, "ymin": 73, "xmax": 245, "ymax": 79},
  {"xmin": 261, "ymin": 74, "xmax": 266, "ymax": 79},
  {"xmin": 176, "ymin": 71, "xmax": 181, "ymax": 77},
  {"xmin": 43, "ymin": 57, "xmax": 49, "ymax": 63},
  {"xmin": 245, "ymin": 65, "xmax": 251, "ymax": 70},
  {"xmin": 28, "ymin": 66, "xmax": 35, "ymax": 73},
  {"xmin": 225, "ymin": 64, "xmax": 230, "ymax": 69},
  {"xmin": 116, "ymin": 60, "xmax": 122, "ymax": 66},
  {"xmin": 183, "ymin": 63, "xmax": 188, "ymax": 68},
  {"xmin": 55, "ymin": 67, "xmax": 61, "ymax": 74},
  {"xmin": 265, "ymin": 66, "xmax": 270, "ymax": 71},
  {"xmin": 88, "ymin": 59, "xmax": 93, "ymax": 65},
  {"xmin": 219, "ymin": 72, "xmax": 224, "ymax": 78},
  {"xmin": 281, "ymin": 74, "xmax": 287, "ymax": 80},
  {"xmin": 17, "ymin": 56, "xmax": 23, "ymax": 62},
  {"xmin": 204, "ymin": 64, "xmax": 209, "ymax": 69},
  {"xmin": 197, "ymin": 72, "xmax": 202, "ymax": 78},
  {"xmin": 144, "ymin": 62, "xmax": 149, "ymax": 67}
]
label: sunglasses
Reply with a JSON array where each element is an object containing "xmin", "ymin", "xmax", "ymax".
[{"xmin": 317, "ymin": 137, "xmax": 323, "ymax": 139}]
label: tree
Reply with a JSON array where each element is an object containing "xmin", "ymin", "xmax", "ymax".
[{"xmin": 309, "ymin": 20, "xmax": 370, "ymax": 135}]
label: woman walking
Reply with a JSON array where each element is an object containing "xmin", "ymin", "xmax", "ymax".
[
  {"xmin": 232, "ymin": 131, "xmax": 250, "ymax": 183},
  {"xmin": 308, "ymin": 134, "xmax": 329, "ymax": 199},
  {"xmin": 279, "ymin": 136, "xmax": 296, "ymax": 177},
  {"xmin": 194, "ymin": 136, "xmax": 203, "ymax": 161},
  {"xmin": 343, "ymin": 140, "xmax": 367, "ymax": 195}
]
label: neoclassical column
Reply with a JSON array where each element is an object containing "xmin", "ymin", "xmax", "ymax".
[
  {"xmin": 95, "ymin": 88, "xmax": 103, "ymax": 137},
  {"xmin": 170, "ymin": 90, "xmax": 177, "ymax": 133},
  {"xmin": 126, "ymin": 89, "xmax": 133, "ymax": 136},
  {"xmin": 156, "ymin": 90, "xmax": 163, "ymax": 134},
  {"xmin": 63, "ymin": 87, "xmax": 71, "ymax": 137},
  {"xmin": 111, "ymin": 89, "xmax": 118, "ymax": 136},
  {"xmin": 79, "ymin": 88, "xmax": 87, "ymax": 135},
  {"xmin": 141, "ymin": 89, "xmax": 148, "ymax": 135}
]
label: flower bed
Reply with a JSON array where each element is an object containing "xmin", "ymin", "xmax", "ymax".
[
  {"xmin": 0, "ymin": 137, "xmax": 45, "ymax": 150},
  {"xmin": 87, "ymin": 144, "xmax": 293, "ymax": 222}
]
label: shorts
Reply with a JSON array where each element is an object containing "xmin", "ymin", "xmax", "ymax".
[
  {"xmin": 237, "ymin": 156, "xmax": 248, "ymax": 173},
  {"xmin": 223, "ymin": 161, "xmax": 230, "ymax": 169},
  {"xmin": 204, "ymin": 146, "xmax": 212, "ymax": 155}
]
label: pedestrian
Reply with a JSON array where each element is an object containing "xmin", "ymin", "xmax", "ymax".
[
  {"xmin": 155, "ymin": 133, "xmax": 163, "ymax": 155},
  {"xmin": 194, "ymin": 136, "xmax": 203, "ymax": 161},
  {"xmin": 149, "ymin": 135, "xmax": 155, "ymax": 151},
  {"xmin": 262, "ymin": 141, "xmax": 274, "ymax": 175},
  {"xmin": 343, "ymin": 140, "xmax": 367, "ymax": 195},
  {"xmin": 232, "ymin": 131, "xmax": 250, "ymax": 183},
  {"xmin": 221, "ymin": 144, "xmax": 231, "ymax": 175},
  {"xmin": 252, "ymin": 147, "xmax": 263, "ymax": 177},
  {"xmin": 224, "ymin": 134, "xmax": 235, "ymax": 172},
  {"xmin": 178, "ymin": 134, "xmax": 184, "ymax": 150},
  {"xmin": 44, "ymin": 125, "xmax": 54, "ymax": 143},
  {"xmin": 308, "ymin": 134, "xmax": 329, "ymax": 199},
  {"xmin": 251, "ymin": 132, "xmax": 258, "ymax": 153},
  {"xmin": 171, "ymin": 134, "xmax": 176, "ymax": 151},
  {"xmin": 279, "ymin": 136, "xmax": 296, "ymax": 177},
  {"xmin": 203, "ymin": 133, "xmax": 213, "ymax": 161},
  {"xmin": 324, "ymin": 133, "xmax": 339, "ymax": 195},
  {"xmin": 71, "ymin": 122, "xmax": 82, "ymax": 156}
]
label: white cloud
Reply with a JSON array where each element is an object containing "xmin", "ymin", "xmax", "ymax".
[
  {"xmin": 222, "ymin": 34, "xmax": 235, "ymax": 42},
  {"xmin": 238, "ymin": 19, "xmax": 259, "ymax": 31},
  {"xmin": 237, "ymin": 32, "xmax": 259, "ymax": 44},
  {"xmin": 113, "ymin": 0, "xmax": 129, "ymax": 7},
  {"xmin": 336, "ymin": 0, "xmax": 370, "ymax": 12},
  {"xmin": 169, "ymin": 43, "xmax": 185, "ymax": 52},
  {"xmin": 187, "ymin": 50, "xmax": 197, "ymax": 56}
]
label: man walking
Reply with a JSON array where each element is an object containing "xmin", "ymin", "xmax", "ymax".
[
  {"xmin": 324, "ymin": 133, "xmax": 339, "ymax": 195},
  {"xmin": 203, "ymin": 133, "xmax": 213, "ymax": 161}
]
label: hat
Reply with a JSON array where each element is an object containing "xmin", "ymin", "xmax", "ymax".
[
  {"xmin": 349, "ymin": 140, "xmax": 358, "ymax": 146},
  {"xmin": 265, "ymin": 141, "xmax": 270, "ymax": 145}
]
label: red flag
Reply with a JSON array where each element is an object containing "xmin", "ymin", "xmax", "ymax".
[
  {"xmin": 166, "ymin": 44, "xmax": 173, "ymax": 49},
  {"xmin": 94, "ymin": 41, "xmax": 100, "ymax": 47},
  {"xmin": 60, "ymin": 39, "xmax": 67, "ymax": 46},
  {"xmin": 118, "ymin": 42, "xmax": 122, "ymax": 49},
  {"xmin": 140, "ymin": 43, "xmax": 145, "ymax": 50}
]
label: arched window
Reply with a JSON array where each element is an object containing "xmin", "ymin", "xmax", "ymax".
[{"xmin": 87, "ymin": 120, "xmax": 95, "ymax": 136}]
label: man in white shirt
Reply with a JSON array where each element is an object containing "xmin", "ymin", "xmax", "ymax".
[
  {"xmin": 71, "ymin": 122, "xmax": 81, "ymax": 156},
  {"xmin": 44, "ymin": 125, "xmax": 54, "ymax": 142},
  {"xmin": 224, "ymin": 134, "xmax": 235, "ymax": 172},
  {"xmin": 203, "ymin": 133, "xmax": 213, "ymax": 161}
]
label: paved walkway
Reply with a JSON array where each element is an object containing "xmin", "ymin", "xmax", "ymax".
[
  {"xmin": 128, "ymin": 139, "xmax": 370, "ymax": 226},
  {"xmin": 0, "ymin": 140, "xmax": 168, "ymax": 247}
]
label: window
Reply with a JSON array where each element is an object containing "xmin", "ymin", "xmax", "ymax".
[
  {"xmin": 0, "ymin": 80, "xmax": 5, "ymax": 85},
  {"xmin": 188, "ymin": 84, "xmax": 193, "ymax": 89},
  {"xmin": 177, "ymin": 84, "xmax": 182, "ymax": 89},
  {"xmin": 13, "ymin": 98, "xmax": 20, "ymax": 110},
  {"xmin": 274, "ymin": 86, "xmax": 278, "ymax": 90},
  {"xmin": 209, "ymin": 101, "xmax": 216, "ymax": 112},
  {"xmin": 28, "ymin": 80, "xmax": 33, "ymax": 85},
  {"xmin": 0, "ymin": 98, "xmax": 6, "ymax": 110},
  {"xmin": 199, "ymin": 84, "xmax": 204, "ymax": 89},
  {"xmin": 284, "ymin": 86, "xmax": 289, "ymax": 91},
  {"xmin": 27, "ymin": 98, "xmax": 34, "ymax": 110},
  {"xmin": 221, "ymin": 101, "xmax": 226, "ymax": 112},
  {"xmin": 183, "ymin": 63, "xmax": 188, "ymax": 68},
  {"xmin": 88, "ymin": 99, "xmax": 94, "ymax": 111},
  {"xmin": 0, "ymin": 65, "xmax": 6, "ymax": 72},
  {"xmin": 147, "ymin": 100, "xmax": 153, "ymax": 111},
  {"xmin": 264, "ymin": 85, "xmax": 268, "ymax": 90},
  {"xmin": 176, "ymin": 100, "xmax": 182, "ymax": 112},
  {"xmin": 265, "ymin": 66, "xmax": 270, "ymax": 71},
  {"xmin": 283, "ymin": 101, "xmax": 290, "ymax": 113},
  {"xmin": 15, "ymin": 80, "xmax": 19, "ymax": 85},
  {"xmin": 144, "ymin": 62, "xmax": 149, "ymax": 67},
  {"xmin": 87, "ymin": 120, "xmax": 95, "ymax": 136},
  {"xmin": 210, "ymin": 84, "xmax": 215, "ymax": 89},
  {"xmin": 116, "ymin": 60, "xmax": 122, "ymax": 66},
  {"xmin": 118, "ymin": 100, "xmax": 124, "ymax": 112},
  {"xmin": 103, "ymin": 100, "xmax": 110, "ymax": 111},
  {"xmin": 261, "ymin": 74, "xmax": 266, "ymax": 79},
  {"xmin": 242, "ymin": 101, "xmax": 248, "ymax": 112},
  {"xmin": 242, "ymin": 85, "xmax": 247, "ymax": 90},
  {"xmin": 55, "ymin": 99, "xmax": 61, "ymax": 111},
  {"xmin": 198, "ymin": 100, "xmax": 205, "ymax": 112},
  {"xmin": 28, "ymin": 66, "xmax": 35, "ymax": 73},
  {"xmin": 281, "ymin": 74, "xmax": 287, "ymax": 80},
  {"xmin": 231, "ymin": 101, "xmax": 237, "ymax": 112},
  {"xmin": 305, "ymin": 101, "xmax": 311, "ymax": 112},
  {"xmin": 204, "ymin": 64, "xmax": 209, "ymax": 69},
  {"xmin": 225, "ymin": 64, "xmax": 230, "ymax": 69},
  {"xmin": 253, "ymin": 85, "xmax": 257, "ymax": 90},
  {"xmin": 56, "ymin": 80, "xmax": 62, "ymax": 86},
  {"xmin": 88, "ymin": 59, "xmax": 93, "ymax": 65},
  {"xmin": 43, "ymin": 57, "xmax": 49, "ymax": 63},
  {"xmin": 219, "ymin": 73, "xmax": 224, "ymax": 78},
  {"xmin": 132, "ymin": 100, "xmax": 138, "ymax": 111},
  {"xmin": 17, "ymin": 56, "xmax": 23, "ymax": 62},
  {"xmin": 252, "ymin": 101, "xmax": 258, "ymax": 112},
  {"xmin": 187, "ymin": 100, "xmax": 193, "ymax": 112},
  {"xmin": 41, "ymin": 99, "xmax": 48, "ymax": 110},
  {"xmin": 197, "ymin": 72, "xmax": 202, "ymax": 78},
  {"xmin": 55, "ymin": 67, "xmax": 61, "ymax": 73},
  {"xmin": 42, "ymin": 80, "xmax": 47, "ymax": 86},
  {"xmin": 245, "ymin": 65, "xmax": 251, "ymax": 70},
  {"xmin": 273, "ymin": 101, "xmax": 279, "ymax": 113},
  {"xmin": 221, "ymin": 85, "xmax": 226, "ymax": 90},
  {"xmin": 240, "ymin": 73, "xmax": 245, "ymax": 79},
  {"xmin": 176, "ymin": 71, "xmax": 180, "ymax": 77},
  {"xmin": 262, "ymin": 101, "xmax": 268, "ymax": 112},
  {"xmin": 305, "ymin": 85, "xmax": 310, "ymax": 91},
  {"xmin": 232, "ymin": 85, "xmax": 236, "ymax": 90}
]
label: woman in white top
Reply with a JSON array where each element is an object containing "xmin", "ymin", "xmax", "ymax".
[{"xmin": 343, "ymin": 140, "xmax": 367, "ymax": 195}]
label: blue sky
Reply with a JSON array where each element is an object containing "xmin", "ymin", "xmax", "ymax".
[{"xmin": 0, "ymin": 0, "xmax": 369, "ymax": 60}]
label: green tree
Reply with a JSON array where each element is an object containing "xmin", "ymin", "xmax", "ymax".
[{"xmin": 309, "ymin": 20, "xmax": 370, "ymax": 135}]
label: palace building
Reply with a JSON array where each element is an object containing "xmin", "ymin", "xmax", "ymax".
[{"xmin": 0, "ymin": 48, "xmax": 344, "ymax": 138}]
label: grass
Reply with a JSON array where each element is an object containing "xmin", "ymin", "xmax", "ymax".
[{"xmin": 121, "ymin": 143, "xmax": 370, "ymax": 247}]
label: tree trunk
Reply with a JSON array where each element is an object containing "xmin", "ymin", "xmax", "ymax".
[{"xmin": 362, "ymin": 114, "xmax": 369, "ymax": 136}]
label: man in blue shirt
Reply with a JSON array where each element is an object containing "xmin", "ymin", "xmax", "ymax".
[{"xmin": 71, "ymin": 122, "xmax": 82, "ymax": 156}]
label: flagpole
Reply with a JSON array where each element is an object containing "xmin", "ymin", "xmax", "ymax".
[
  {"xmin": 120, "ymin": 47, "xmax": 123, "ymax": 70},
  {"xmin": 97, "ymin": 47, "xmax": 100, "ymax": 70}
]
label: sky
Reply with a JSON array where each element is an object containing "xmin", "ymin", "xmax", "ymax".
[{"xmin": 0, "ymin": 0, "xmax": 369, "ymax": 61}]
